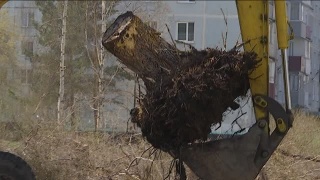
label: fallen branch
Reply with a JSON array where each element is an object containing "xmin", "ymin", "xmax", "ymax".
[{"xmin": 278, "ymin": 149, "xmax": 320, "ymax": 163}]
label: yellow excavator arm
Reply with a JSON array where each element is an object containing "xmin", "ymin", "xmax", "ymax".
[
  {"xmin": 180, "ymin": 1, "xmax": 293, "ymax": 180},
  {"xmin": 237, "ymin": 0, "xmax": 292, "ymax": 119},
  {"xmin": 237, "ymin": 0, "xmax": 293, "ymax": 134},
  {"xmin": 237, "ymin": 0, "xmax": 269, "ymax": 121}
]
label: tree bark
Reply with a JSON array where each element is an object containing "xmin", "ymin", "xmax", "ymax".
[
  {"xmin": 94, "ymin": 0, "xmax": 107, "ymax": 131},
  {"xmin": 102, "ymin": 11, "xmax": 181, "ymax": 86},
  {"xmin": 57, "ymin": 0, "xmax": 68, "ymax": 124}
]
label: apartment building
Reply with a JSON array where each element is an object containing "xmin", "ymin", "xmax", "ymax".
[
  {"xmin": 285, "ymin": 1, "xmax": 320, "ymax": 112},
  {"xmin": 2, "ymin": 1, "xmax": 40, "ymax": 96}
]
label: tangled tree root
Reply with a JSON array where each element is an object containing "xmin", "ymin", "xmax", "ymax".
[{"xmin": 131, "ymin": 48, "xmax": 258, "ymax": 152}]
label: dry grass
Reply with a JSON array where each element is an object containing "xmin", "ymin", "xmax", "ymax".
[
  {"xmin": 263, "ymin": 110, "xmax": 320, "ymax": 180},
  {"xmin": 0, "ymin": 111, "xmax": 319, "ymax": 180},
  {"xmin": 0, "ymin": 120, "xmax": 180, "ymax": 180}
]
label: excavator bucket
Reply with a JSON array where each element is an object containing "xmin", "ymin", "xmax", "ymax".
[
  {"xmin": 176, "ymin": 95, "xmax": 292, "ymax": 180},
  {"xmin": 180, "ymin": 124, "xmax": 262, "ymax": 180}
]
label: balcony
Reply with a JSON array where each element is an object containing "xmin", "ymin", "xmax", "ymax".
[
  {"xmin": 289, "ymin": 21, "xmax": 311, "ymax": 39},
  {"xmin": 289, "ymin": 56, "xmax": 311, "ymax": 75},
  {"xmin": 289, "ymin": 56, "xmax": 304, "ymax": 72}
]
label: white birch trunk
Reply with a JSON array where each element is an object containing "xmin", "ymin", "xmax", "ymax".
[
  {"xmin": 93, "ymin": 0, "xmax": 107, "ymax": 131},
  {"xmin": 57, "ymin": 0, "xmax": 68, "ymax": 124},
  {"xmin": 96, "ymin": 0, "xmax": 106, "ymax": 130}
]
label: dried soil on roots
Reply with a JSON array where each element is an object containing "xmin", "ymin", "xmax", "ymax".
[{"xmin": 131, "ymin": 48, "xmax": 259, "ymax": 152}]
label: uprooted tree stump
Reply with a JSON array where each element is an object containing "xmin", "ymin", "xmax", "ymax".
[
  {"xmin": 102, "ymin": 11, "xmax": 180, "ymax": 89},
  {"xmin": 102, "ymin": 11, "xmax": 259, "ymax": 152}
]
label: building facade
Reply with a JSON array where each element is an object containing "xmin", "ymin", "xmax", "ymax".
[
  {"xmin": 286, "ymin": 1, "xmax": 320, "ymax": 112},
  {"xmin": 2, "ymin": 1, "xmax": 41, "ymax": 96}
]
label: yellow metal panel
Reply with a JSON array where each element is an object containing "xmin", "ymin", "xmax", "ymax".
[
  {"xmin": 275, "ymin": 1, "xmax": 289, "ymax": 49},
  {"xmin": 236, "ymin": 0, "xmax": 269, "ymax": 120}
]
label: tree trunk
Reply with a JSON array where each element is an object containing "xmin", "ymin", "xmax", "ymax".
[
  {"xmin": 102, "ymin": 11, "xmax": 181, "ymax": 87},
  {"xmin": 94, "ymin": 0, "xmax": 107, "ymax": 131},
  {"xmin": 57, "ymin": 0, "xmax": 68, "ymax": 124},
  {"xmin": 70, "ymin": 94, "xmax": 77, "ymax": 130},
  {"xmin": 93, "ymin": 73, "xmax": 99, "ymax": 131},
  {"xmin": 91, "ymin": 1, "xmax": 107, "ymax": 132}
]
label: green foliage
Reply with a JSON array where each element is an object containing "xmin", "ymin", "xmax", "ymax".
[
  {"xmin": 0, "ymin": 9, "xmax": 25, "ymax": 122},
  {"xmin": 0, "ymin": 10, "xmax": 18, "ymax": 65},
  {"xmin": 32, "ymin": 1, "xmax": 134, "ymax": 127},
  {"xmin": 32, "ymin": 1, "xmax": 107, "ymax": 107}
]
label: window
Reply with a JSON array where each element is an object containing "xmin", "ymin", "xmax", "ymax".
[
  {"xmin": 22, "ymin": 41, "xmax": 34, "ymax": 56},
  {"xmin": 269, "ymin": 23, "xmax": 274, "ymax": 44},
  {"xmin": 290, "ymin": 74, "xmax": 299, "ymax": 91},
  {"xmin": 20, "ymin": 69, "xmax": 31, "ymax": 84},
  {"xmin": 269, "ymin": 2, "xmax": 275, "ymax": 20},
  {"xmin": 269, "ymin": 59, "xmax": 275, "ymax": 83},
  {"xmin": 289, "ymin": 41, "xmax": 294, "ymax": 56},
  {"xmin": 305, "ymin": 58, "xmax": 311, "ymax": 75},
  {"xmin": 177, "ymin": 22, "xmax": 194, "ymax": 42},
  {"xmin": 312, "ymin": 83, "xmax": 315, "ymax": 101},
  {"xmin": 21, "ymin": 10, "xmax": 34, "ymax": 27},
  {"xmin": 301, "ymin": 5, "xmax": 307, "ymax": 23},
  {"xmin": 286, "ymin": 2, "xmax": 290, "ymax": 19},
  {"xmin": 305, "ymin": 41, "xmax": 310, "ymax": 58},
  {"xmin": 290, "ymin": 3, "xmax": 300, "ymax": 20},
  {"xmin": 307, "ymin": 15, "xmax": 313, "ymax": 27}
]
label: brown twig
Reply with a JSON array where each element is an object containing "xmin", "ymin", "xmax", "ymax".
[
  {"xmin": 278, "ymin": 149, "xmax": 320, "ymax": 163},
  {"xmin": 126, "ymin": 146, "xmax": 153, "ymax": 170},
  {"xmin": 220, "ymin": 8, "xmax": 228, "ymax": 50},
  {"xmin": 166, "ymin": 23, "xmax": 181, "ymax": 62}
]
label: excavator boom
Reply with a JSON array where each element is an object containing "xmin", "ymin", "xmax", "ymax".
[{"xmin": 237, "ymin": 0, "xmax": 269, "ymax": 121}]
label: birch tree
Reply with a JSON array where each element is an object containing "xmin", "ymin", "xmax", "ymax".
[
  {"xmin": 85, "ymin": 0, "xmax": 117, "ymax": 131},
  {"xmin": 34, "ymin": 1, "xmax": 118, "ymax": 129},
  {"xmin": 57, "ymin": 0, "xmax": 68, "ymax": 124},
  {"xmin": 34, "ymin": 1, "xmax": 91, "ymax": 126}
]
